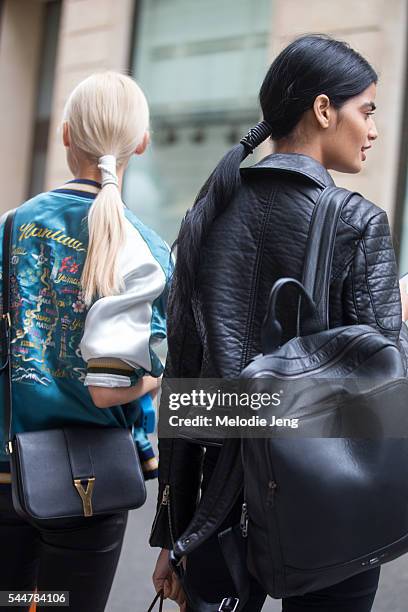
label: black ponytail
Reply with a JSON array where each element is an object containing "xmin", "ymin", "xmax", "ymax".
[
  {"xmin": 171, "ymin": 34, "xmax": 378, "ymax": 322},
  {"xmin": 173, "ymin": 119, "xmax": 273, "ymax": 315}
]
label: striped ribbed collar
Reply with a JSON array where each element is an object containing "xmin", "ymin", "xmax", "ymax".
[{"xmin": 52, "ymin": 178, "xmax": 101, "ymax": 199}]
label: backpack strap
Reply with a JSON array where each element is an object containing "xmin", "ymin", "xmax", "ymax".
[{"xmin": 300, "ymin": 186, "xmax": 358, "ymax": 334}]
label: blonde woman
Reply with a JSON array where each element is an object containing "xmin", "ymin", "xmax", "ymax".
[{"xmin": 0, "ymin": 72, "xmax": 171, "ymax": 611}]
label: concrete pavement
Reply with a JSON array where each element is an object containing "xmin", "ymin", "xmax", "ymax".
[{"xmin": 107, "ymin": 481, "xmax": 408, "ymax": 611}]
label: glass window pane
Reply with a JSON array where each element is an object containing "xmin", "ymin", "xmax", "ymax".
[{"xmin": 124, "ymin": 0, "xmax": 272, "ymax": 245}]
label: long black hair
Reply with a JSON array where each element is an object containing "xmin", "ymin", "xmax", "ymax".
[{"xmin": 172, "ymin": 34, "xmax": 377, "ymax": 321}]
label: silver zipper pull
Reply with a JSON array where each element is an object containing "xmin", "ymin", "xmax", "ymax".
[
  {"xmin": 161, "ymin": 484, "xmax": 170, "ymax": 506},
  {"xmin": 267, "ymin": 480, "xmax": 277, "ymax": 506},
  {"xmin": 240, "ymin": 502, "xmax": 248, "ymax": 538}
]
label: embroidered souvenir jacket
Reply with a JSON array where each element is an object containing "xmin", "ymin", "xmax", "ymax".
[{"xmin": 0, "ymin": 179, "xmax": 172, "ymax": 480}]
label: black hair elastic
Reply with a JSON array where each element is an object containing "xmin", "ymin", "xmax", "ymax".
[{"xmin": 240, "ymin": 119, "xmax": 273, "ymax": 153}]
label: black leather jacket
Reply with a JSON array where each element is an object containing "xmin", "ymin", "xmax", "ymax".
[{"xmin": 150, "ymin": 153, "xmax": 402, "ymax": 550}]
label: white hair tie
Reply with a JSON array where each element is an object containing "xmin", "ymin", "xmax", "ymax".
[{"xmin": 98, "ymin": 154, "xmax": 119, "ymax": 188}]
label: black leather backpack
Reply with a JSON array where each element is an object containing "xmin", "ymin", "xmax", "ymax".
[{"xmin": 169, "ymin": 186, "xmax": 408, "ymax": 612}]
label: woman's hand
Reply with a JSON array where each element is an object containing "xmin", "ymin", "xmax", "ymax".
[
  {"xmin": 150, "ymin": 376, "xmax": 162, "ymax": 400},
  {"xmin": 88, "ymin": 374, "xmax": 162, "ymax": 408},
  {"xmin": 152, "ymin": 548, "xmax": 186, "ymax": 611}
]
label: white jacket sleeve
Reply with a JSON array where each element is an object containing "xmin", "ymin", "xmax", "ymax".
[{"xmin": 79, "ymin": 217, "xmax": 170, "ymax": 387}]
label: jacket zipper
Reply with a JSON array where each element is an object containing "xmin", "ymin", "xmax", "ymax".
[
  {"xmin": 240, "ymin": 192, "xmax": 275, "ymax": 370},
  {"xmin": 163, "ymin": 484, "xmax": 176, "ymax": 546},
  {"xmin": 256, "ymin": 331, "xmax": 377, "ymax": 379},
  {"xmin": 161, "ymin": 484, "xmax": 170, "ymax": 505},
  {"xmin": 150, "ymin": 484, "xmax": 176, "ymax": 546},
  {"xmin": 240, "ymin": 501, "xmax": 248, "ymax": 538}
]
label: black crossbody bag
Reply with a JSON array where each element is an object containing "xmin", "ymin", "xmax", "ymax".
[{"xmin": 1, "ymin": 210, "xmax": 146, "ymax": 521}]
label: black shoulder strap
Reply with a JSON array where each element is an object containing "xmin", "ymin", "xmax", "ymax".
[
  {"xmin": 2, "ymin": 210, "xmax": 16, "ymax": 455},
  {"xmin": 300, "ymin": 186, "xmax": 357, "ymax": 334}
]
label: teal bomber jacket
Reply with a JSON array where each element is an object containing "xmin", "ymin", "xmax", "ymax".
[{"xmin": 0, "ymin": 179, "xmax": 172, "ymax": 480}]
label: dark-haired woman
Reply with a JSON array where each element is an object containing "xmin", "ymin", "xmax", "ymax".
[{"xmin": 151, "ymin": 35, "xmax": 402, "ymax": 611}]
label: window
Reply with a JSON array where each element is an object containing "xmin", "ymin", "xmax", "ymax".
[{"xmin": 125, "ymin": 0, "xmax": 272, "ymax": 245}]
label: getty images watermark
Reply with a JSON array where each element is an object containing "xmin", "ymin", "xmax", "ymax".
[
  {"xmin": 167, "ymin": 389, "xmax": 298, "ymax": 430},
  {"xmin": 157, "ymin": 377, "xmax": 408, "ymax": 439}
]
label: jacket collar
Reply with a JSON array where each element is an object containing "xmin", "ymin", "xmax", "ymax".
[
  {"xmin": 52, "ymin": 178, "xmax": 101, "ymax": 199},
  {"xmin": 243, "ymin": 153, "xmax": 335, "ymax": 188}
]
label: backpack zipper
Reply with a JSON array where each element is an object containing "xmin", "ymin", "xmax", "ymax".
[
  {"xmin": 263, "ymin": 438, "xmax": 285, "ymax": 570},
  {"xmin": 267, "ymin": 480, "xmax": 278, "ymax": 507}
]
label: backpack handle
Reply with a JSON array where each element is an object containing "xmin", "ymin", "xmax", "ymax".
[
  {"xmin": 262, "ymin": 278, "xmax": 320, "ymax": 353},
  {"xmin": 147, "ymin": 590, "xmax": 164, "ymax": 612},
  {"xmin": 261, "ymin": 188, "xmax": 357, "ymax": 353}
]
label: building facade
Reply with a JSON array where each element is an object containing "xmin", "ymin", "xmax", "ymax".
[{"xmin": 1, "ymin": 0, "xmax": 407, "ymax": 266}]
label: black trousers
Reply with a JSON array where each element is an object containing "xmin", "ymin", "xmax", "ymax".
[
  {"xmin": 0, "ymin": 483, "xmax": 128, "ymax": 612},
  {"xmin": 186, "ymin": 447, "xmax": 381, "ymax": 612}
]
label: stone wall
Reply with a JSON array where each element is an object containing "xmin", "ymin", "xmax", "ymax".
[
  {"xmin": 270, "ymin": 0, "xmax": 408, "ymax": 223},
  {"xmin": 44, "ymin": 0, "xmax": 135, "ymax": 189}
]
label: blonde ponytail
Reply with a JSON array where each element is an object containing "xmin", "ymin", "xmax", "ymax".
[
  {"xmin": 81, "ymin": 183, "xmax": 126, "ymax": 305},
  {"xmin": 62, "ymin": 72, "xmax": 149, "ymax": 305}
]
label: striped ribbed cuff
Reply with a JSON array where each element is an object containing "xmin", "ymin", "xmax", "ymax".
[{"xmin": 85, "ymin": 357, "xmax": 141, "ymax": 387}]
